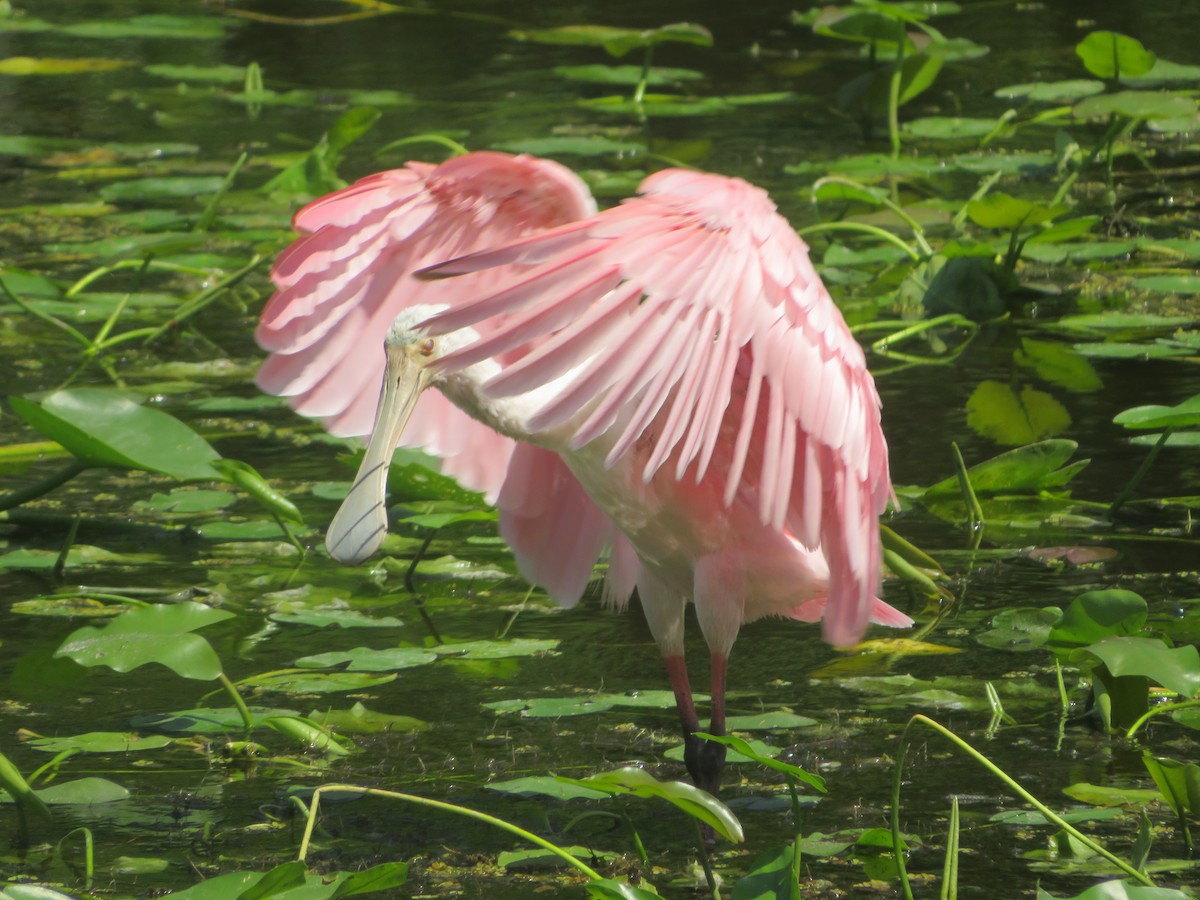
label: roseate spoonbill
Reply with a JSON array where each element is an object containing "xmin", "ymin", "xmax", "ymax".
[{"xmin": 257, "ymin": 152, "xmax": 912, "ymax": 796}]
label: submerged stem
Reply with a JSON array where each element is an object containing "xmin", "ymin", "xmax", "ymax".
[
  {"xmin": 218, "ymin": 672, "xmax": 256, "ymax": 735},
  {"xmin": 0, "ymin": 460, "xmax": 89, "ymax": 513},
  {"xmin": 298, "ymin": 783, "xmax": 605, "ymax": 882}
]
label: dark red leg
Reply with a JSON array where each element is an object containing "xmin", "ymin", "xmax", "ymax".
[{"xmin": 665, "ymin": 652, "xmax": 728, "ymax": 796}]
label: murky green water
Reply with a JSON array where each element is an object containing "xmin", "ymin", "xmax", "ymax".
[{"xmin": 2, "ymin": 1, "xmax": 1199, "ymax": 897}]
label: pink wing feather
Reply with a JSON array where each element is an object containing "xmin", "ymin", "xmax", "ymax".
[
  {"xmin": 258, "ymin": 152, "xmax": 628, "ymax": 608},
  {"xmin": 422, "ymin": 169, "xmax": 892, "ymax": 646}
]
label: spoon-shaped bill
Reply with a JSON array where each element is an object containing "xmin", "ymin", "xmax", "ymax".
[{"xmin": 326, "ymin": 344, "xmax": 433, "ymax": 564}]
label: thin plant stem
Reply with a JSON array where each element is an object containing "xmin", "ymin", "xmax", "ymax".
[
  {"xmin": 940, "ymin": 796, "xmax": 959, "ymax": 900},
  {"xmin": 297, "ymin": 784, "xmax": 606, "ymax": 882},
  {"xmin": 797, "ymin": 220, "xmax": 923, "ymax": 262},
  {"xmin": 0, "ymin": 460, "xmax": 89, "ymax": 513},
  {"xmin": 890, "ymin": 713, "xmax": 1155, "ymax": 899},
  {"xmin": 376, "ymin": 132, "xmax": 471, "ymax": 158},
  {"xmin": 1126, "ymin": 699, "xmax": 1200, "ymax": 741},
  {"xmin": 787, "ymin": 780, "xmax": 803, "ymax": 900},
  {"xmin": 56, "ymin": 826, "xmax": 95, "ymax": 889},
  {"xmin": 217, "ymin": 671, "xmax": 257, "ymax": 735},
  {"xmin": 1110, "ymin": 427, "xmax": 1172, "ymax": 516},
  {"xmin": 693, "ymin": 818, "xmax": 721, "ymax": 899}
]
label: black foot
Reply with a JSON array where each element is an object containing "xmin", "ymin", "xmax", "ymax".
[{"xmin": 683, "ymin": 731, "xmax": 726, "ymax": 796}]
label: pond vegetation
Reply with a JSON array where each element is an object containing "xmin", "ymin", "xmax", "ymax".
[{"xmin": 1, "ymin": 1, "xmax": 1199, "ymax": 898}]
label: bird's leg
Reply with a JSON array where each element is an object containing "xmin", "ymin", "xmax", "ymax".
[
  {"xmin": 692, "ymin": 650, "xmax": 728, "ymax": 797},
  {"xmin": 664, "ymin": 654, "xmax": 708, "ymax": 788}
]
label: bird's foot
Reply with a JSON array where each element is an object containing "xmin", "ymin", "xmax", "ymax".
[{"xmin": 683, "ymin": 731, "xmax": 727, "ymax": 797}]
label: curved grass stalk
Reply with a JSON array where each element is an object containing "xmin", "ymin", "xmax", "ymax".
[
  {"xmin": 0, "ymin": 461, "xmax": 89, "ymax": 513},
  {"xmin": 891, "ymin": 714, "xmax": 1155, "ymax": 899},
  {"xmin": 376, "ymin": 132, "xmax": 471, "ymax": 159},
  {"xmin": 217, "ymin": 672, "xmax": 257, "ymax": 735},
  {"xmin": 1126, "ymin": 699, "xmax": 1200, "ymax": 742},
  {"xmin": 297, "ymin": 783, "xmax": 605, "ymax": 883},
  {"xmin": 797, "ymin": 220, "xmax": 923, "ymax": 262},
  {"xmin": 56, "ymin": 826, "xmax": 95, "ymax": 889}
]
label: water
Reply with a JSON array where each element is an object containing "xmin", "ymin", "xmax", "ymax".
[{"xmin": 1, "ymin": 1, "xmax": 1199, "ymax": 896}]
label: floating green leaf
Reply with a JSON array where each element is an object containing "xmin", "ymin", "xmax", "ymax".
[
  {"xmin": 487, "ymin": 776, "xmax": 609, "ymax": 801},
  {"xmin": 965, "ymin": 382, "xmax": 1071, "ymax": 445},
  {"xmin": 0, "ymin": 57, "xmax": 132, "ymax": 75},
  {"xmin": 26, "ymin": 732, "xmax": 173, "ymax": 754},
  {"xmin": 1075, "ymin": 31, "xmax": 1157, "ymax": 80},
  {"xmin": 294, "ymin": 647, "xmax": 438, "ymax": 672},
  {"xmin": 1084, "ymin": 637, "xmax": 1200, "ymax": 698},
  {"xmin": 1015, "ymin": 339, "xmax": 1103, "ymax": 392},
  {"xmin": 966, "ymin": 193, "xmax": 1069, "ymax": 229},
  {"xmin": 994, "ymin": 80, "xmax": 1105, "ymax": 103},
  {"xmin": 562, "ymin": 767, "xmax": 743, "ymax": 842},
  {"xmin": 510, "ymin": 22, "xmax": 712, "ymax": 57},
  {"xmin": 10, "ymin": 388, "xmax": 221, "ymax": 480},
  {"xmin": 1047, "ymin": 590, "xmax": 1147, "ymax": 651},
  {"xmin": 1073, "ymin": 90, "xmax": 1196, "ymax": 121},
  {"xmin": 1114, "ymin": 393, "xmax": 1200, "ymax": 430}
]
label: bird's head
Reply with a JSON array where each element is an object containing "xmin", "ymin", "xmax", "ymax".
[{"xmin": 325, "ymin": 304, "xmax": 472, "ymax": 565}]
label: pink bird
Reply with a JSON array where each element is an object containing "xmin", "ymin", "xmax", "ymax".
[{"xmin": 257, "ymin": 151, "xmax": 912, "ymax": 796}]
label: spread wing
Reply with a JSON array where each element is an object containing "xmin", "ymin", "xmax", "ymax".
[
  {"xmin": 421, "ymin": 168, "xmax": 892, "ymax": 645},
  {"xmin": 256, "ymin": 151, "xmax": 597, "ymax": 500}
]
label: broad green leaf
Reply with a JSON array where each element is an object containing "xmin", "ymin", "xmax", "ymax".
[
  {"xmin": 552, "ymin": 64, "xmax": 702, "ymax": 86},
  {"xmin": 60, "ymin": 15, "xmax": 227, "ymax": 39},
  {"xmin": 306, "ymin": 702, "xmax": 428, "ymax": 735},
  {"xmin": 564, "ymin": 767, "xmax": 743, "ymax": 842},
  {"xmin": 1062, "ymin": 782, "xmax": 1161, "ymax": 807},
  {"xmin": 1015, "ymin": 339, "xmax": 1103, "ymax": 392},
  {"xmin": 331, "ymin": 861, "xmax": 411, "ymax": 895},
  {"xmin": 294, "ymin": 647, "xmax": 438, "ymax": 671},
  {"xmin": 499, "ymin": 845, "xmax": 586, "ymax": 869},
  {"xmin": 269, "ymin": 610, "xmax": 405, "ymax": 629},
  {"xmin": 1037, "ymin": 882, "xmax": 1193, "ymax": 899},
  {"xmin": 237, "ymin": 671, "xmax": 397, "ymax": 694},
  {"xmin": 695, "ymin": 733, "xmax": 825, "ymax": 791},
  {"xmin": 494, "ymin": 135, "xmax": 647, "ymax": 157},
  {"xmin": 953, "ymin": 151, "xmax": 1058, "ymax": 174},
  {"xmin": 585, "ymin": 879, "xmax": 661, "ymax": 900},
  {"xmin": 10, "ymin": 389, "xmax": 221, "ymax": 480},
  {"xmin": 976, "ymin": 607, "xmax": 1062, "ymax": 651},
  {"xmin": 1132, "ymin": 274, "xmax": 1200, "ymax": 293},
  {"xmin": 1084, "ymin": 637, "xmax": 1200, "ymax": 698},
  {"xmin": 130, "ymin": 706, "xmax": 299, "ymax": 735},
  {"xmin": 1047, "ymin": 590, "xmax": 1147, "ymax": 650},
  {"xmin": 83, "ymin": 601, "xmax": 234, "ymax": 635},
  {"xmin": 1114, "ymin": 393, "xmax": 1200, "ymax": 430},
  {"xmin": 965, "ymin": 382, "xmax": 1071, "ymax": 445},
  {"xmin": 510, "ymin": 22, "xmax": 712, "ymax": 58},
  {"xmin": 488, "ymin": 776, "xmax": 609, "ymax": 800},
  {"xmin": 99, "ymin": 176, "xmax": 224, "ymax": 201},
  {"xmin": 903, "ymin": 116, "xmax": 997, "ymax": 139},
  {"xmin": 994, "ymin": 79, "xmax": 1105, "ymax": 103},
  {"xmin": 26, "ymin": 732, "xmax": 173, "ymax": 754},
  {"xmin": 966, "ymin": 192, "xmax": 1069, "ymax": 229},
  {"xmin": 13, "ymin": 777, "xmax": 130, "ymax": 805},
  {"xmin": 431, "ymin": 639, "xmax": 559, "ymax": 660},
  {"xmin": 0, "ymin": 57, "xmax": 131, "ymax": 75},
  {"xmin": 135, "ymin": 489, "xmax": 238, "ymax": 514},
  {"xmin": 235, "ymin": 861, "xmax": 306, "ymax": 900},
  {"xmin": 731, "ymin": 844, "xmax": 796, "ymax": 900},
  {"xmin": 1074, "ymin": 91, "xmax": 1196, "ymax": 121},
  {"xmin": 1142, "ymin": 753, "xmax": 1200, "ymax": 819},
  {"xmin": 1075, "ymin": 31, "xmax": 1156, "ymax": 80},
  {"xmin": 484, "ymin": 696, "xmax": 619, "ymax": 717},
  {"xmin": 57, "ymin": 631, "xmax": 223, "ymax": 680},
  {"xmin": 724, "ymin": 711, "xmax": 818, "ymax": 730},
  {"xmin": 144, "ymin": 63, "xmax": 247, "ymax": 83}
]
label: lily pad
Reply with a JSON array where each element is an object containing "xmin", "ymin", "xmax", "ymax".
[
  {"xmin": 965, "ymin": 382, "xmax": 1071, "ymax": 445},
  {"xmin": 10, "ymin": 388, "xmax": 222, "ymax": 480}
]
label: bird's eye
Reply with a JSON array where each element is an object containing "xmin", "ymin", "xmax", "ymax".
[{"xmin": 419, "ymin": 338, "xmax": 435, "ymax": 356}]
